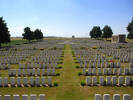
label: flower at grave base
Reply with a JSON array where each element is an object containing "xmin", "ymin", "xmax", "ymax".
[
  {"xmin": 109, "ymin": 60, "xmax": 114, "ymax": 62},
  {"xmin": 40, "ymin": 48, "xmax": 44, "ymax": 50},
  {"xmin": 92, "ymin": 46, "xmax": 97, "ymax": 49}
]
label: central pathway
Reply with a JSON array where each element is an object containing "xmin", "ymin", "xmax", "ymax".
[{"xmin": 56, "ymin": 44, "xmax": 84, "ymax": 100}]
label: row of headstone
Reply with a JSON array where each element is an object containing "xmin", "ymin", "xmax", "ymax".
[
  {"xmin": 19, "ymin": 63, "xmax": 58, "ymax": 69},
  {"xmin": 30, "ymin": 50, "xmax": 62, "ymax": 63},
  {"xmin": 0, "ymin": 77, "xmax": 52, "ymax": 87},
  {"xmin": 0, "ymin": 64, "xmax": 10, "ymax": 70},
  {"xmin": 80, "ymin": 62, "xmax": 121, "ymax": 68},
  {"xmin": 0, "ymin": 94, "xmax": 45, "ymax": 100},
  {"xmin": 86, "ymin": 76, "xmax": 133, "ymax": 86},
  {"xmin": 0, "ymin": 57, "xmax": 25, "ymax": 64},
  {"xmin": 0, "ymin": 49, "xmax": 38, "ymax": 64},
  {"xmin": 94, "ymin": 94, "xmax": 131, "ymax": 100},
  {"xmin": 83, "ymin": 68, "xmax": 133, "ymax": 76},
  {"xmin": 8, "ymin": 68, "xmax": 56, "ymax": 76}
]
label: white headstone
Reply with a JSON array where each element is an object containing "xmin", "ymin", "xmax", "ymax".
[
  {"xmin": 48, "ymin": 77, "xmax": 52, "ymax": 86},
  {"xmin": 22, "ymin": 95, "xmax": 28, "ymax": 100},
  {"xmin": 35, "ymin": 77, "xmax": 40, "ymax": 86},
  {"xmin": 99, "ymin": 76, "xmax": 104, "ymax": 86},
  {"xmin": 113, "ymin": 94, "xmax": 120, "ymax": 100},
  {"xmin": 30, "ymin": 77, "xmax": 35, "ymax": 86},
  {"xmin": 13, "ymin": 95, "xmax": 20, "ymax": 100},
  {"xmin": 97, "ymin": 68, "xmax": 102, "ymax": 75},
  {"xmin": 125, "ymin": 76, "xmax": 131, "ymax": 86},
  {"xmin": 3, "ymin": 77, "xmax": 8, "ymax": 87},
  {"xmin": 118, "ymin": 76, "xmax": 124, "ymax": 86},
  {"xmin": 4, "ymin": 95, "xmax": 11, "ymax": 100},
  {"xmin": 103, "ymin": 94, "xmax": 110, "ymax": 100},
  {"xmin": 123, "ymin": 94, "xmax": 131, "ymax": 100},
  {"xmin": 30, "ymin": 94, "xmax": 37, "ymax": 100},
  {"xmin": 92, "ymin": 76, "xmax": 97, "ymax": 86},
  {"xmin": 10, "ymin": 77, "xmax": 15, "ymax": 87},
  {"xmin": 39, "ymin": 94, "xmax": 45, "ymax": 100},
  {"xmin": 112, "ymin": 76, "xmax": 117, "ymax": 86},
  {"xmin": 106, "ymin": 76, "xmax": 112, "ymax": 86},
  {"xmin": 23, "ymin": 77, "xmax": 28, "ymax": 86},
  {"xmin": 17, "ymin": 77, "xmax": 21, "ymax": 87},
  {"xmin": 94, "ymin": 94, "xmax": 101, "ymax": 100},
  {"xmin": 86, "ymin": 76, "xmax": 92, "ymax": 86}
]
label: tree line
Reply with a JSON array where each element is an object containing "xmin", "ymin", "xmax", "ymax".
[
  {"xmin": 89, "ymin": 25, "xmax": 113, "ymax": 39},
  {"xmin": 0, "ymin": 16, "xmax": 133, "ymax": 47},
  {"xmin": 0, "ymin": 17, "xmax": 44, "ymax": 47},
  {"xmin": 22, "ymin": 27, "xmax": 43, "ymax": 42},
  {"xmin": 89, "ymin": 18, "xmax": 133, "ymax": 39}
]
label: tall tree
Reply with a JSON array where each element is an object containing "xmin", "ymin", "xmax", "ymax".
[
  {"xmin": 102, "ymin": 25, "xmax": 113, "ymax": 39},
  {"xmin": 89, "ymin": 26, "xmax": 102, "ymax": 38},
  {"xmin": 22, "ymin": 27, "xmax": 34, "ymax": 42},
  {"xmin": 34, "ymin": 29, "xmax": 43, "ymax": 40},
  {"xmin": 127, "ymin": 18, "xmax": 133, "ymax": 39},
  {"xmin": 0, "ymin": 17, "xmax": 10, "ymax": 47}
]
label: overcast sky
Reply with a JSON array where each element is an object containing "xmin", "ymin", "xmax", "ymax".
[{"xmin": 0, "ymin": 0, "xmax": 133, "ymax": 37}]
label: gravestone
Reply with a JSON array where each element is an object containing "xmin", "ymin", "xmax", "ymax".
[
  {"xmin": 48, "ymin": 77, "xmax": 52, "ymax": 86},
  {"xmin": 4, "ymin": 95, "xmax": 11, "ymax": 100},
  {"xmin": 123, "ymin": 94, "xmax": 131, "ymax": 100},
  {"xmin": 113, "ymin": 68, "xmax": 118, "ymax": 75},
  {"xmin": 23, "ymin": 69, "xmax": 26, "ymax": 77},
  {"xmin": 97, "ymin": 68, "xmax": 102, "ymax": 75},
  {"xmin": 39, "ymin": 94, "xmax": 45, "ymax": 100},
  {"xmin": 88, "ymin": 68, "xmax": 92, "ymax": 75},
  {"xmin": 23, "ymin": 77, "xmax": 28, "ymax": 86},
  {"xmin": 124, "ymin": 68, "xmax": 129, "ymax": 75},
  {"xmin": 37, "ymin": 69, "xmax": 40, "ymax": 76},
  {"xmin": 129, "ymin": 68, "xmax": 133, "ymax": 75},
  {"xmin": 113, "ymin": 94, "xmax": 120, "ymax": 100},
  {"xmin": 32, "ymin": 69, "xmax": 35, "ymax": 76},
  {"xmin": 30, "ymin": 94, "xmax": 37, "ymax": 100},
  {"xmin": 18, "ymin": 69, "xmax": 22, "ymax": 76},
  {"xmin": 17, "ymin": 77, "xmax": 21, "ymax": 87},
  {"xmin": 22, "ymin": 95, "xmax": 28, "ymax": 100},
  {"xmin": 118, "ymin": 76, "xmax": 124, "ymax": 86},
  {"xmin": 10, "ymin": 77, "xmax": 15, "ymax": 87},
  {"xmin": 99, "ymin": 76, "xmax": 104, "ymax": 86},
  {"xmin": 92, "ymin": 68, "xmax": 96, "ymax": 75},
  {"xmin": 108, "ymin": 68, "xmax": 113, "ymax": 75},
  {"xmin": 35, "ymin": 77, "xmax": 40, "ymax": 87},
  {"xmin": 112, "ymin": 76, "xmax": 117, "ymax": 86},
  {"xmin": 119, "ymin": 68, "xmax": 123, "ymax": 75},
  {"xmin": 125, "ymin": 76, "xmax": 131, "ymax": 86},
  {"xmin": 3, "ymin": 77, "xmax": 8, "ymax": 87},
  {"xmin": 13, "ymin": 95, "xmax": 20, "ymax": 100},
  {"xmin": 103, "ymin": 68, "xmax": 108, "ymax": 75},
  {"xmin": 92, "ymin": 76, "xmax": 97, "ymax": 86},
  {"xmin": 106, "ymin": 76, "xmax": 112, "ymax": 86},
  {"xmin": 42, "ymin": 69, "xmax": 46, "ymax": 76},
  {"xmin": 94, "ymin": 94, "xmax": 101, "ymax": 100},
  {"xmin": 30, "ymin": 77, "xmax": 35, "ymax": 87},
  {"xmin": 103, "ymin": 94, "xmax": 110, "ymax": 100},
  {"xmin": 86, "ymin": 76, "xmax": 92, "ymax": 86},
  {"xmin": 41, "ymin": 77, "xmax": 46, "ymax": 86}
]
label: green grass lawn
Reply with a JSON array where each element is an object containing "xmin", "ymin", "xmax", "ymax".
[
  {"xmin": 1, "ymin": 40, "xmax": 29, "ymax": 47},
  {"xmin": 0, "ymin": 44, "xmax": 133, "ymax": 100}
]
